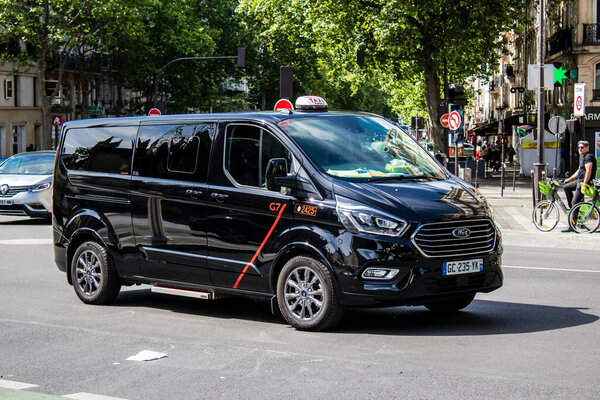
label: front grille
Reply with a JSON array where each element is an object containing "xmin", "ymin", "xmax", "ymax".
[
  {"xmin": 0, "ymin": 185, "xmax": 28, "ymax": 197},
  {"xmin": 412, "ymin": 219, "xmax": 496, "ymax": 258},
  {"xmin": 0, "ymin": 204, "xmax": 28, "ymax": 215}
]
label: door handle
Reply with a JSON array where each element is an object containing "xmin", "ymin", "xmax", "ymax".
[
  {"xmin": 210, "ymin": 192, "xmax": 229, "ymax": 202},
  {"xmin": 185, "ymin": 189, "xmax": 202, "ymax": 199}
]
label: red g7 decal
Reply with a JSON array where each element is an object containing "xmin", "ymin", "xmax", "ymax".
[{"xmin": 269, "ymin": 202, "xmax": 282, "ymax": 212}]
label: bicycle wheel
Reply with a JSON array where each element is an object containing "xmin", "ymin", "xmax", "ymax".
[
  {"xmin": 568, "ymin": 202, "xmax": 600, "ymax": 233},
  {"xmin": 532, "ymin": 200, "xmax": 559, "ymax": 231}
]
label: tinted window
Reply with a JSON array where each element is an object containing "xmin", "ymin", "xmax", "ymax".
[
  {"xmin": 134, "ymin": 123, "xmax": 212, "ymax": 182},
  {"xmin": 61, "ymin": 126, "xmax": 137, "ymax": 174},
  {"xmin": 225, "ymin": 125, "xmax": 291, "ymax": 189}
]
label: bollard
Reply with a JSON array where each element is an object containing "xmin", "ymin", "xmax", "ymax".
[{"xmin": 475, "ymin": 159, "xmax": 479, "ymax": 188}]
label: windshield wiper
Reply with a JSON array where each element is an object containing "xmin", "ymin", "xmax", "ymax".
[{"xmin": 368, "ymin": 174, "xmax": 442, "ymax": 182}]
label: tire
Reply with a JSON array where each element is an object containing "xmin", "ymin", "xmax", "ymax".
[
  {"xmin": 424, "ymin": 293, "xmax": 475, "ymax": 313},
  {"xmin": 568, "ymin": 202, "xmax": 600, "ymax": 234},
  {"xmin": 277, "ymin": 256, "xmax": 344, "ymax": 331},
  {"xmin": 532, "ymin": 200, "xmax": 559, "ymax": 232},
  {"xmin": 70, "ymin": 241, "xmax": 121, "ymax": 304}
]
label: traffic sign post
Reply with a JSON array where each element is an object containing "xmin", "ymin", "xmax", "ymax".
[
  {"xmin": 548, "ymin": 115, "xmax": 567, "ymax": 179},
  {"xmin": 448, "ymin": 111, "xmax": 462, "ymax": 176}
]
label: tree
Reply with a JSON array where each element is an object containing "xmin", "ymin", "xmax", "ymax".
[
  {"xmin": 0, "ymin": 0, "xmax": 133, "ymax": 148},
  {"xmin": 244, "ymin": 0, "xmax": 524, "ymax": 150},
  {"xmin": 107, "ymin": 0, "xmax": 247, "ymax": 114}
]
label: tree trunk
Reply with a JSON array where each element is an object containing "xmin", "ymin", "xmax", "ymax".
[
  {"xmin": 423, "ymin": 62, "xmax": 444, "ymax": 153},
  {"xmin": 37, "ymin": 54, "xmax": 53, "ymax": 150}
]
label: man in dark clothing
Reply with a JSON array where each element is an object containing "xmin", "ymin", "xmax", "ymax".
[{"xmin": 562, "ymin": 140, "xmax": 597, "ymax": 231}]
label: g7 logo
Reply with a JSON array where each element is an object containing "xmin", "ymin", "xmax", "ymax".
[{"xmin": 269, "ymin": 202, "xmax": 282, "ymax": 212}]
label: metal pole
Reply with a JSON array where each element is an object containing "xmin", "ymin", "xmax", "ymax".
[
  {"xmin": 475, "ymin": 158, "xmax": 479, "ymax": 188},
  {"xmin": 534, "ymin": 0, "xmax": 545, "ymax": 204}
]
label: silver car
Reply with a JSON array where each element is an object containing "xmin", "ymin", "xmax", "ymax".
[{"xmin": 0, "ymin": 151, "xmax": 55, "ymax": 218}]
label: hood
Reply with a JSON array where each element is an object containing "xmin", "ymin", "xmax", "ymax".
[
  {"xmin": 333, "ymin": 178, "xmax": 491, "ymax": 223},
  {"xmin": 0, "ymin": 174, "xmax": 52, "ymax": 187}
]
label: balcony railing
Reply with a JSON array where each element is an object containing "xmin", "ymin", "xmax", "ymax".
[
  {"xmin": 583, "ymin": 24, "xmax": 600, "ymax": 45},
  {"xmin": 547, "ymin": 28, "xmax": 572, "ymax": 56}
]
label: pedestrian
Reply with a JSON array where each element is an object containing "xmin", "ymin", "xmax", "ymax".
[
  {"xmin": 476, "ymin": 141, "xmax": 482, "ymax": 159},
  {"xmin": 507, "ymin": 145, "xmax": 516, "ymax": 164},
  {"xmin": 562, "ymin": 140, "xmax": 597, "ymax": 232}
]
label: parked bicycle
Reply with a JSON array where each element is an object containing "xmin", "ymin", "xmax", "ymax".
[
  {"xmin": 567, "ymin": 179, "xmax": 600, "ymax": 233},
  {"xmin": 532, "ymin": 179, "xmax": 570, "ymax": 231}
]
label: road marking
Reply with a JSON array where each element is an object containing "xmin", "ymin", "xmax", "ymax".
[
  {"xmin": 62, "ymin": 393, "xmax": 128, "ymax": 400},
  {"xmin": 0, "ymin": 239, "xmax": 52, "ymax": 245},
  {"xmin": 503, "ymin": 265, "xmax": 600, "ymax": 274},
  {"xmin": 0, "ymin": 379, "xmax": 39, "ymax": 389}
]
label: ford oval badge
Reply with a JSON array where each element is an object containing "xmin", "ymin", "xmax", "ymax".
[{"xmin": 452, "ymin": 227, "xmax": 471, "ymax": 238}]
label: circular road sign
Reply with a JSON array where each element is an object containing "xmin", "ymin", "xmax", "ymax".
[
  {"xmin": 448, "ymin": 111, "xmax": 461, "ymax": 131},
  {"xmin": 148, "ymin": 108, "xmax": 162, "ymax": 116},
  {"xmin": 274, "ymin": 98, "xmax": 294, "ymax": 111},
  {"xmin": 440, "ymin": 113, "xmax": 450, "ymax": 128},
  {"xmin": 548, "ymin": 115, "xmax": 567, "ymax": 134}
]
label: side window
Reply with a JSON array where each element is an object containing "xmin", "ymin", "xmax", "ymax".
[
  {"xmin": 61, "ymin": 126, "xmax": 137, "ymax": 174},
  {"xmin": 133, "ymin": 123, "xmax": 212, "ymax": 182},
  {"xmin": 224, "ymin": 125, "xmax": 291, "ymax": 189}
]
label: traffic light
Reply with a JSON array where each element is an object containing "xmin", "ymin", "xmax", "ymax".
[
  {"xmin": 411, "ymin": 116, "xmax": 425, "ymax": 130},
  {"xmin": 237, "ymin": 47, "xmax": 245, "ymax": 68},
  {"xmin": 448, "ymin": 84, "xmax": 466, "ymax": 106},
  {"xmin": 356, "ymin": 49, "xmax": 366, "ymax": 67}
]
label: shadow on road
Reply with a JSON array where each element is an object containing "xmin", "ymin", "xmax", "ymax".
[
  {"xmin": 112, "ymin": 288, "xmax": 598, "ymax": 335},
  {"xmin": 0, "ymin": 217, "xmax": 51, "ymax": 225}
]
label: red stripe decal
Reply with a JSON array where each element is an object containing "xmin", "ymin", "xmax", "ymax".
[{"xmin": 233, "ymin": 204, "xmax": 287, "ymax": 289}]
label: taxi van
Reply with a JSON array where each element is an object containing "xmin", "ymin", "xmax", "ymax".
[{"xmin": 52, "ymin": 96, "xmax": 502, "ymax": 331}]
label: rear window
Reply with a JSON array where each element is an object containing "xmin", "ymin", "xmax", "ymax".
[{"xmin": 61, "ymin": 126, "xmax": 138, "ymax": 174}]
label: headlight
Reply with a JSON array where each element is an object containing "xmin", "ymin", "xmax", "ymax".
[
  {"xmin": 30, "ymin": 182, "xmax": 51, "ymax": 192},
  {"xmin": 335, "ymin": 195, "xmax": 408, "ymax": 237}
]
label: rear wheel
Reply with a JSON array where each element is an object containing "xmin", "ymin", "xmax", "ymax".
[
  {"xmin": 424, "ymin": 293, "xmax": 475, "ymax": 313},
  {"xmin": 568, "ymin": 202, "xmax": 600, "ymax": 233},
  {"xmin": 532, "ymin": 200, "xmax": 559, "ymax": 232},
  {"xmin": 277, "ymin": 256, "xmax": 344, "ymax": 331},
  {"xmin": 71, "ymin": 241, "xmax": 121, "ymax": 304}
]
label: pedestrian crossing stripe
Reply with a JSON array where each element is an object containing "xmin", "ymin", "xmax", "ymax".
[{"xmin": 0, "ymin": 379, "xmax": 38, "ymax": 390}]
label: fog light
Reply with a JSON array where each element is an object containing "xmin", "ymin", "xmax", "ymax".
[{"xmin": 361, "ymin": 268, "xmax": 400, "ymax": 280}]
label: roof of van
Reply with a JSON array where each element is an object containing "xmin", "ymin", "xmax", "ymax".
[{"xmin": 62, "ymin": 110, "xmax": 382, "ymax": 128}]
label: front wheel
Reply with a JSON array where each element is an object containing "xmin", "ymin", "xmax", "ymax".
[
  {"xmin": 424, "ymin": 293, "xmax": 476, "ymax": 313},
  {"xmin": 532, "ymin": 200, "xmax": 559, "ymax": 231},
  {"xmin": 71, "ymin": 241, "xmax": 121, "ymax": 304},
  {"xmin": 277, "ymin": 256, "xmax": 344, "ymax": 331},
  {"xmin": 568, "ymin": 202, "xmax": 600, "ymax": 233}
]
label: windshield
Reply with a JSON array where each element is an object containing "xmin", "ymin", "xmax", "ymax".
[
  {"xmin": 279, "ymin": 115, "xmax": 446, "ymax": 180},
  {"xmin": 0, "ymin": 153, "xmax": 55, "ymax": 175}
]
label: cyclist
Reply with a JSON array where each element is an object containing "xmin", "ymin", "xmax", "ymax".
[{"xmin": 562, "ymin": 140, "xmax": 597, "ymax": 232}]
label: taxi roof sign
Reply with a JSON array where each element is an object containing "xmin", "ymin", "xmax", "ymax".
[{"xmin": 295, "ymin": 96, "xmax": 328, "ymax": 111}]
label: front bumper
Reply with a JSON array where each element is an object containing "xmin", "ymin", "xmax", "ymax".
[{"xmin": 0, "ymin": 190, "xmax": 51, "ymax": 217}]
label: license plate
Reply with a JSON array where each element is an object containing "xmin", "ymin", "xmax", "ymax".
[
  {"xmin": 443, "ymin": 258, "xmax": 483, "ymax": 276},
  {"xmin": 0, "ymin": 199, "xmax": 13, "ymax": 205}
]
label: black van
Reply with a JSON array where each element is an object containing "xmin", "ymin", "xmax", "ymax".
[{"xmin": 52, "ymin": 96, "xmax": 502, "ymax": 331}]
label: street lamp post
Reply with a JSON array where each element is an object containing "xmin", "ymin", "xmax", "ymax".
[
  {"xmin": 153, "ymin": 48, "xmax": 245, "ymax": 111},
  {"xmin": 534, "ymin": 0, "xmax": 545, "ymax": 204}
]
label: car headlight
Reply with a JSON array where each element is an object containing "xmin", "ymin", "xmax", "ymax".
[
  {"xmin": 335, "ymin": 195, "xmax": 408, "ymax": 237},
  {"xmin": 30, "ymin": 182, "xmax": 51, "ymax": 192}
]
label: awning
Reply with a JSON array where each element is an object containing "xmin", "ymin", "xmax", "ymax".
[{"xmin": 472, "ymin": 114, "xmax": 525, "ymax": 136}]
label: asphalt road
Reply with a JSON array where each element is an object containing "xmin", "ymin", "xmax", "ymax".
[{"xmin": 1, "ymin": 216, "xmax": 599, "ymax": 400}]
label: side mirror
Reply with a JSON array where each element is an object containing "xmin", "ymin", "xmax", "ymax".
[{"xmin": 265, "ymin": 158, "xmax": 289, "ymax": 191}]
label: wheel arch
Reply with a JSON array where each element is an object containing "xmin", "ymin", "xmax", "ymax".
[
  {"xmin": 65, "ymin": 228, "xmax": 111, "ymax": 285},
  {"xmin": 269, "ymin": 242, "xmax": 336, "ymax": 293}
]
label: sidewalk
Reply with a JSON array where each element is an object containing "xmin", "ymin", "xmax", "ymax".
[{"xmin": 472, "ymin": 167, "xmax": 600, "ymax": 250}]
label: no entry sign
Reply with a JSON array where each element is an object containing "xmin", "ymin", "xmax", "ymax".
[
  {"xmin": 274, "ymin": 98, "xmax": 294, "ymax": 111},
  {"xmin": 148, "ymin": 108, "xmax": 162, "ymax": 116},
  {"xmin": 440, "ymin": 113, "xmax": 450, "ymax": 128},
  {"xmin": 448, "ymin": 111, "xmax": 461, "ymax": 131}
]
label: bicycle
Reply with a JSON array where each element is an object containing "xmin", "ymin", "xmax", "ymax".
[
  {"xmin": 532, "ymin": 179, "xmax": 570, "ymax": 231},
  {"xmin": 567, "ymin": 179, "xmax": 600, "ymax": 233}
]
